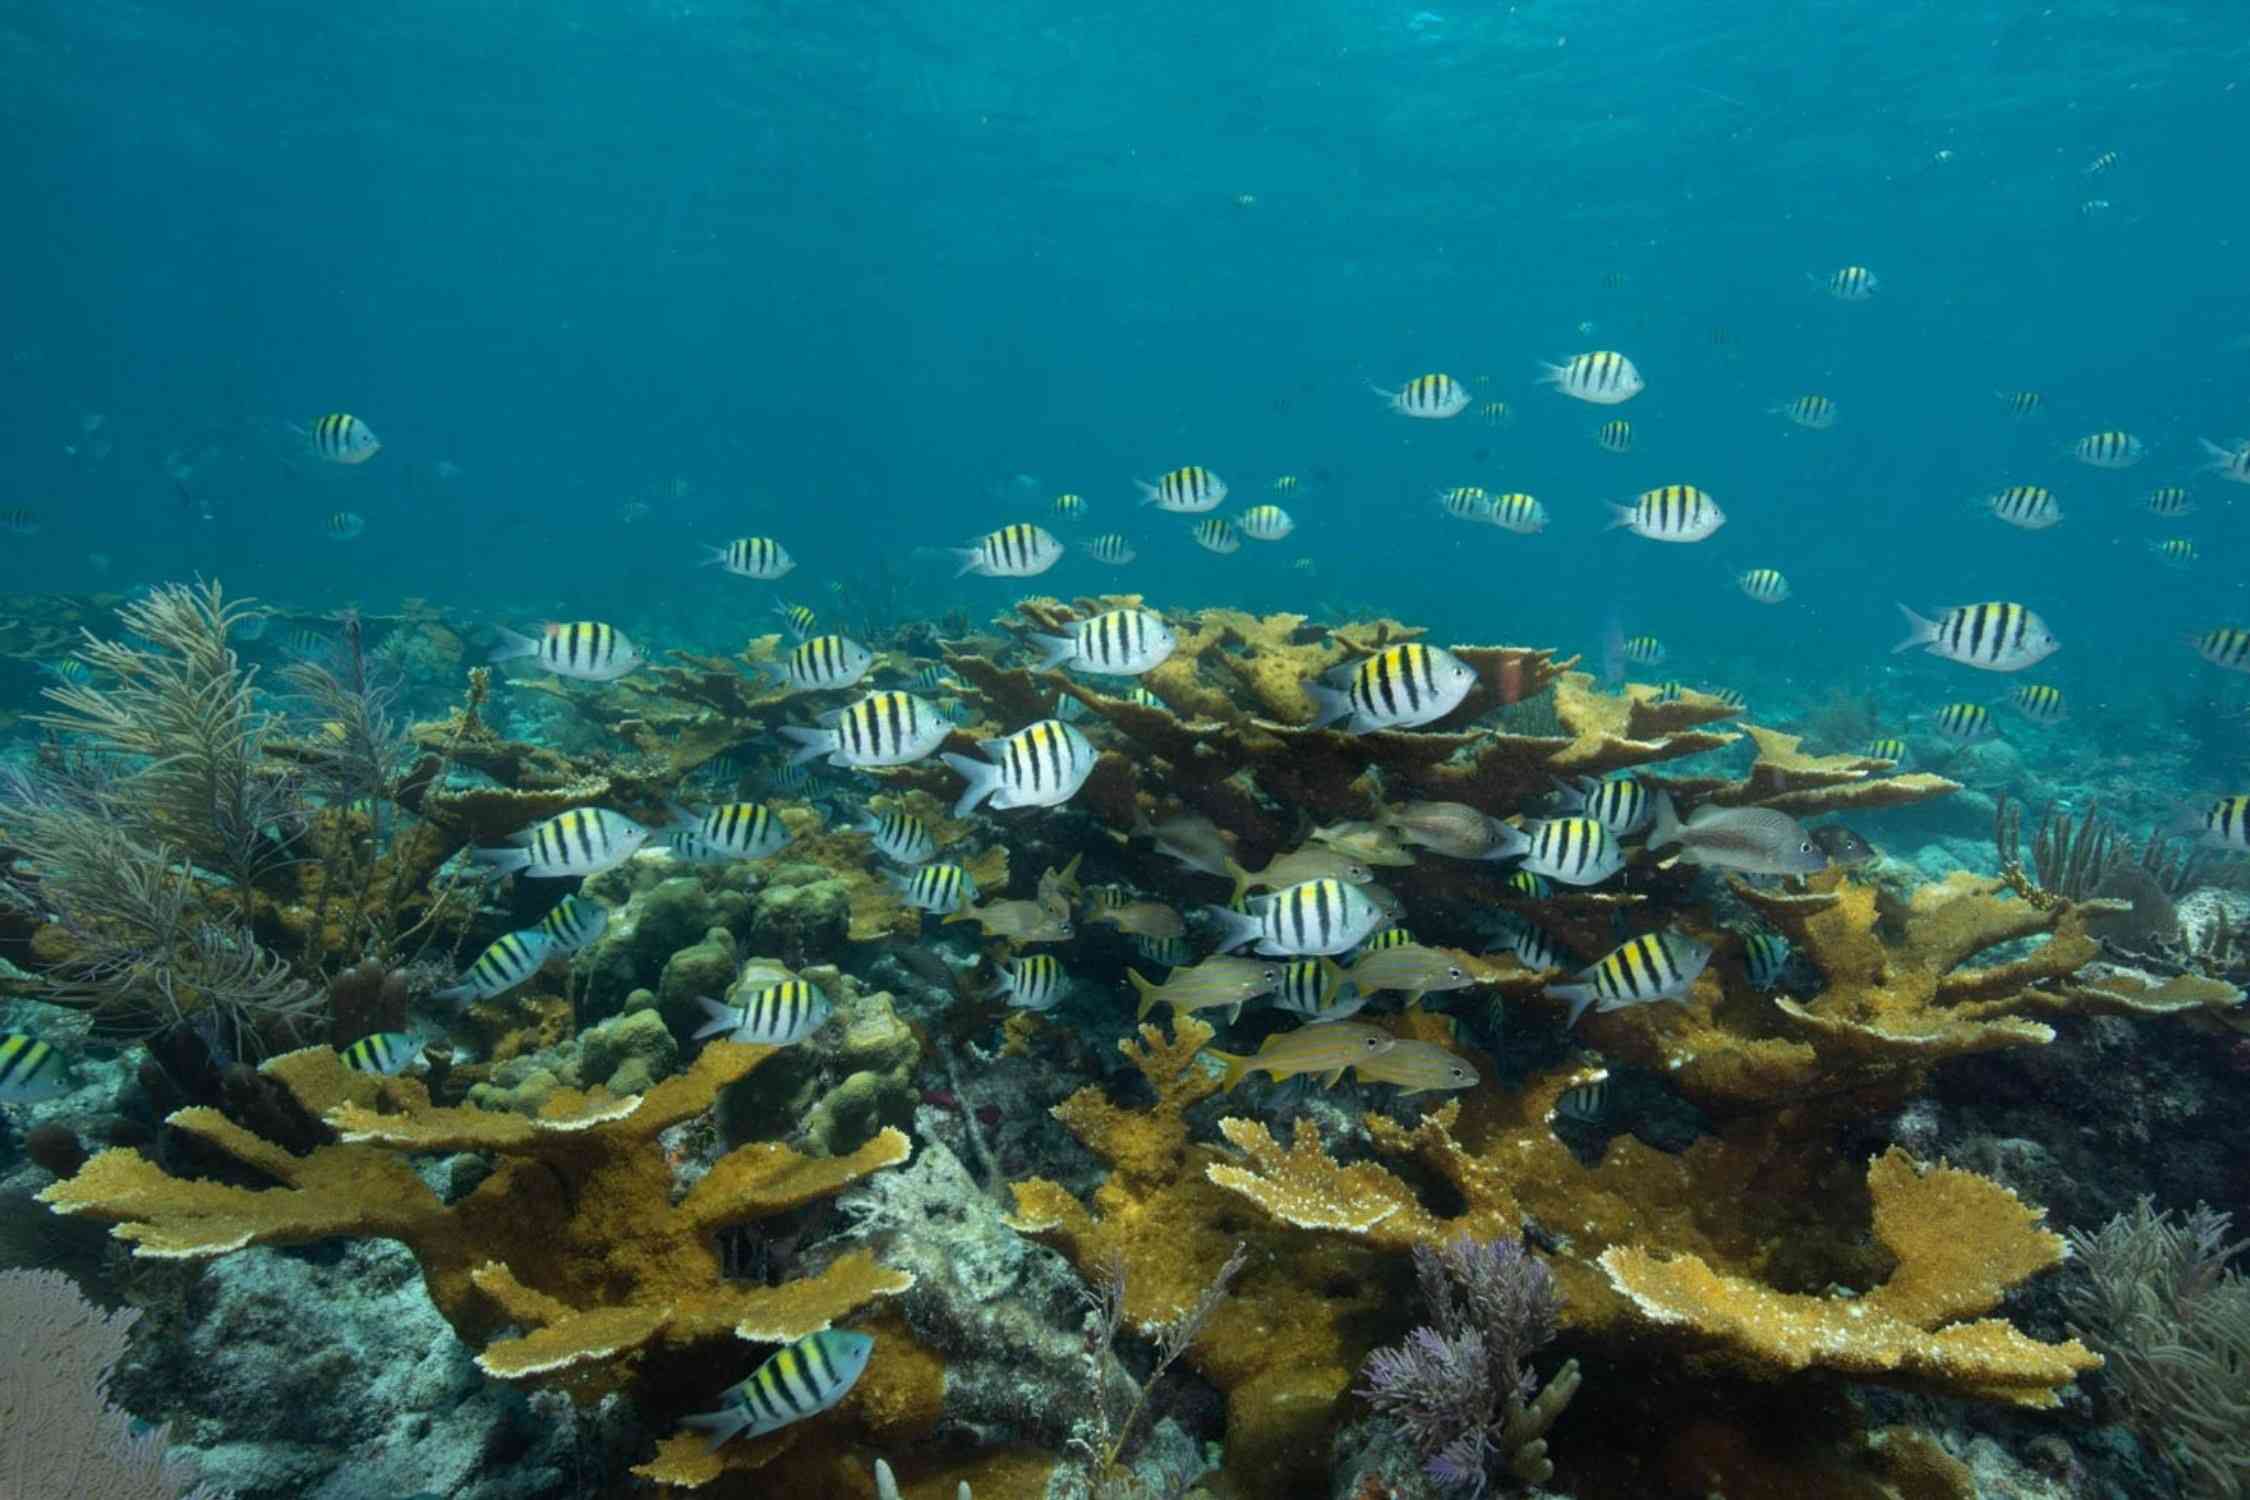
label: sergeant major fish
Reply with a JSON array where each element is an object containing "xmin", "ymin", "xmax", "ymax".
[
  {"xmin": 1304, "ymin": 643, "xmax": 1478, "ymax": 734},
  {"xmin": 780, "ymin": 691, "xmax": 950, "ymax": 769},
  {"xmin": 943, "ymin": 719, "xmax": 1098, "ymax": 816},
  {"xmin": 679, "ymin": 1329, "xmax": 873, "ymax": 1450},
  {"xmin": 883, "ymin": 862, "xmax": 977, "ymax": 914},
  {"xmin": 692, "ymin": 979, "xmax": 831, "ymax": 1044},
  {"xmin": 1608, "ymin": 485, "xmax": 1725, "ymax": 542},
  {"xmin": 472, "ymin": 808, "xmax": 653, "ymax": 878},
  {"xmin": 954, "ymin": 523, "xmax": 1063, "ymax": 578},
  {"xmin": 703, "ymin": 537, "xmax": 795, "ymax": 579},
  {"xmin": 1138, "ymin": 466, "xmax": 1227, "ymax": 512},
  {"xmin": 1031, "ymin": 608, "xmax": 1176, "ymax": 676},
  {"xmin": 1374, "ymin": 372, "xmax": 1471, "ymax": 418},
  {"xmin": 490, "ymin": 622, "xmax": 645, "ymax": 682},
  {"xmin": 1893, "ymin": 601, "xmax": 2058, "ymax": 672},
  {"xmin": 1488, "ymin": 816, "xmax": 1624, "ymax": 886},
  {"xmin": 853, "ymin": 809, "xmax": 937, "ymax": 864},
  {"xmin": 1204, "ymin": 878, "xmax": 1388, "ymax": 957},
  {"xmin": 1547, "ymin": 930, "xmax": 1713, "ymax": 1028},
  {"xmin": 1540, "ymin": 350, "xmax": 1643, "ymax": 404},
  {"xmin": 436, "ymin": 930, "xmax": 555, "ymax": 1002},
  {"xmin": 759, "ymin": 635, "xmax": 875, "ymax": 693}
]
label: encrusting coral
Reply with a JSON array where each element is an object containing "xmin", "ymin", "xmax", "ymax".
[{"xmin": 37, "ymin": 1041, "xmax": 917, "ymax": 1459}]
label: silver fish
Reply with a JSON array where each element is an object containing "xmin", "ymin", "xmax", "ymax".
[{"xmin": 1646, "ymin": 794, "xmax": 1827, "ymax": 876}]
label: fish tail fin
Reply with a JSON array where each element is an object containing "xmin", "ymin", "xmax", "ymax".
[
  {"xmin": 690, "ymin": 995, "xmax": 741, "ymax": 1041},
  {"xmin": 1648, "ymin": 790, "xmax": 1684, "ymax": 851},
  {"xmin": 1550, "ymin": 982, "xmax": 1597, "ymax": 1030},
  {"xmin": 680, "ymin": 1405, "xmax": 753, "ymax": 1452},
  {"xmin": 940, "ymin": 752, "xmax": 1000, "ymax": 817},
  {"xmin": 1199, "ymin": 904, "xmax": 1265, "ymax": 953},
  {"xmin": 1602, "ymin": 502, "xmax": 1637, "ymax": 531},
  {"xmin": 777, "ymin": 726, "xmax": 830, "ymax": 766},
  {"xmin": 1224, "ymin": 857, "xmax": 1254, "ymax": 905},
  {"xmin": 1126, "ymin": 967, "xmax": 1160, "ymax": 1020},
  {"xmin": 1892, "ymin": 602, "xmax": 1938, "ymax": 654},
  {"xmin": 949, "ymin": 548, "xmax": 983, "ymax": 578},
  {"xmin": 1028, "ymin": 632, "xmax": 1077, "ymax": 672},
  {"xmin": 468, "ymin": 846, "xmax": 531, "ymax": 875},
  {"xmin": 488, "ymin": 626, "xmax": 539, "ymax": 664},
  {"xmin": 1302, "ymin": 681, "xmax": 1353, "ymax": 730},
  {"xmin": 1208, "ymin": 1048, "xmax": 1252, "ymax": 1092}
]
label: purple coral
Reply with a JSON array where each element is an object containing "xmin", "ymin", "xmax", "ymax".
[{"xmin": 1356, "ymin": 1235, "xmax": 1564, "ymax": 1497}]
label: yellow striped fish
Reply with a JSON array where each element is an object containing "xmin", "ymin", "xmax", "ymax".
[
  {"xmin": 1997, "ymin": 390, "xmax": 2043, "ymax": 417},
  {"xmin": 2010, "ymin": 684, "xmax": 2066, "ymax": 725},
  {"xmin": 1271, "ymin": 475, "xmax": 1300, "ymax": 494},
  {"xmin": 1864, "ymin": 737, "xmax": 1908, "ymax": 763},
  {"xmin": 1374, "ymin": 372, "xmax": 1470, "ymax": 418},
  {"xmin": 684, "ymin": 802, "xmax": 793, "ymax": 860},
  {"xmin": 704, "ymin": 536, "xmax": 795, "ymax": 579},
  {"xmin": 308, "ymin": 412, "xmax": 380, "ymax": 463},
  {"xmin": 537, "ymin": 894, "xmax": 610, "ymax": 953},
  {"xmin": 1492, "ymin": 815, "xmax": 1624, "ymax": 886},
  {"xmin": 954, "ymin": 522, "xmax": 1063, "ymax": 578},
  {"xmin": 1237, "ymin": 504, "xmax": 1295, "ymax": 541},
  {"xmin": 1489, "ymin": 492, "xmax": 1547, "ymax": 534},
  {"xmin": 692, "ymin": 978, "xmax": 830, "ymax": 1044},
  {"xmin": 1609, "ymin": 484, "xmax": 1725, "ymax": 542},
  {"xmin": 1737, "ymin": 567, "xmax": 1790, "ymax": 604},
  {"xmin": 0, "ymin": 1033, "xmax": 69, "ymax": 1102},
  {"xmin": 852, "ymin": 809, "xmax": 936, "ymax": 864},
  {"xmin": 766, "ymin": 633, "xmax": 874, "ymax": 692},
  {"xmin": 994, "ymin": 954, "xmax": 1066, "ymax": 1011},
  {"xmin": 1985, "ymin": 485, "xmax": 2060, "ymax": 529},
  {"xmin": 772, "ymin": 602, "xmax": 818, "ymax": 640},
  {"xmin": 436, "ymin": 930, "xmax": 556, "ymax": 1002},
  {"xmin": 1933, "ymin": 702, "xmax": 1996, "ymax": 741},
  {"xmin": 2072, "ymin": 430, "xmax": 2143, "ymax": 468},
  {"xmin": 1479, "ymin": 400, "xmax": 1513, "ymax": 427},
  {"xmin": 2145, "ymin": 486, "xmax": 2194, "ymax": 517},
  {"xmin": 1548, "ymin": 929, "xmax": 1713, "ymax": 1028},
  {"xmin": 1050, "ymin": 492, "xmax": 1088, "ymax": 518},
  {"xmin": 1191, "ymin": 518, "xmax": 1241, "ymax": 554},
  {"xmin": 1894, "ymin": 602, "xmax": 2058, "ymax": 672},
  {"xmin": 1775, "ymin": 394, "xmax": 1836, "ymax": 429},
  {"xmin": 1205, "ymin": 878, "xmax": 1388, "ymax": 957},
  {"xmin": 2199, "ymin": 439, "xmax": 2250, "ymax": 484},
  {"xmin": 679, "ymin": 1329, "xmax": 874, "ymax": 1449},
  {"xmin": 1207, "ymin": 1021, "xmax": 1397, "ymax": 1091},
  {"xmin": 1270, "ymin": 957, "xmax": 1363, "ymax": 1020},
  {"xmin": 942, "ymin": 718, "xmax": 1098, "ymax": 815},
  {"xmin": 1595, "ymin": 419, "xmax": 1634, "ymax": 452},
  {"xmin": 1137, "ymin": 465, "xmax": 1227, "ymax": 513},
  {"xmin": 471, "ymin": 808, "xmax": 653, "ymax": 878},
  {"xmin": 2152, "ymin": 538, "xmax": 2197, "ymax": 568},
  {"xmin": 1304, "ymin": 643, "xmax": 1477, "ymax": 734},
  {"xmin": 1539, "ymin": 350, "xmax": 1643, "ymax": 404},
  {"xmin": 1551, "ymin": 774, "xmax": 1655, "ymax": 836},
  {"xmin": 2191, "ymin": 627, "xmax": 2250, "ymax": 672},
  {"xmin": 2199, "ymin": 796, "xmax": 2250, "ymax": 853},
  {"xmin": 883, "ymin": 861, "xmax": 977, "ymax": 913},
  {"xmin": 1435, "ymin": 486, "xmax": 1491, "ymax": 521},
  {"xmin": 341, "ymin": 1032, "xmax": 426, "ymax": 1076},
  {"xmin": 781, "ymin": 690, "xmax": 950, "ymax": 768},
  {"xmin": 491, "ymin": 621, "xmax": 644, "ymax": 681},
  {"xmin": 1821, "ymin": 265, "xmax": 1878, "ymax": 300}
]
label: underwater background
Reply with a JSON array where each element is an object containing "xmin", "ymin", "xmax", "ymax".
[{"xmin": 3, "ymin": 0, "xmax": 2249, "ymax": 1498}]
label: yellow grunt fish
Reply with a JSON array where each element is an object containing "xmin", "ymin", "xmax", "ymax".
[
  {"xmin": 1351, "ymin": 1039, "xmax": 1482, "ymax": 1095},
  {"xmin": 1225, "ymin": 846, "xmax": 1374, "ymax": 905},
  {"xmin": 1091, "ymin": 900, "xmax": 1186, "ymax": 940},
  {"xmin": 1346, "ymin": 943, "xmax": 1482, "ymax": 1005},
  {"xmin": 944, "ymin": 899, "xmax": 1074, "ymax": 944},
  {"xmin": 1126, "ymin": 956, "xmax": 1283, "ymax": 1023},
  {"xmin": 1206, "ymin": 1021, "xmax": 1399, "ymax": 1091}
]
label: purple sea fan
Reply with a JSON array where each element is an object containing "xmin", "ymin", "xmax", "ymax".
[{"xmin": 1355, "ymin": 1235, "xmax": 1579, "ymax": 1496}]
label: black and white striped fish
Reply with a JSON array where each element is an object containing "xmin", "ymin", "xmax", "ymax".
[
  {"xmin": 1270, "ymin": 956, "xmax": 1363, "ymax": 1019},
  {"xmin": 1608, "ymin": 484, "xmax": 1725, "ymax": 542},
  {"xmin": 341, "ymin": 1032, "xmax": 427, "ymax": 1076},
  {"xmin": 1595, "ymin": 419, "xmax": 1634, "ymax": 452},
  {"xmin": 1496, "ymin": 917, "xmax": 1572, "ymax": 974},
  {"xmin": 692, "ymin": 978, "xmax": 831, "ymax": 1044},
  {"xmin": 490, "ymin": 621, "xmax": 645, "ymax": 681},
  {"xmin": 2071, "ymin": 430, "xmax": 2142, "ymax": 469},
  {"xmin": 883, "ymin": 862, "xmax": 977, "ymax": 914},
  {"xmin": 0, "ymin": 1033, "xmax": 69, "ymax": 1103},
  {"xmin": 993, "ymin": 954, "xmax": 1066, "ymax": 1011},
  {"xmin": 679, "ymin": 1330, "xmax": 874, "ymax": 1450},
  {"xmin": 1737, "ymin": 567, "xmax": 1790, "ymax": 604},
  {"xmin": 1374, "ymin": 372, "xmax": 1470, "ymax": 418},
  {"xmin": 763, "ymin": 634, "xmax": 875, "ymax": 693},
  {"xmin": 1550, "ymin": 774, "xmax": 1655, "ymax": 835},
  {"xmin": 1237, "ymin": 504, "xmax": 1295, "ymax": 540},
  {"xmin": 679, "ymin": 802, "xmax": 793, "ymax": 860},
  {"xmin": 1304, "ymin": 643, "xmax": 1477, "ymax": 734},
  {"xmin": 1081, "ymin": 533, "xmax": 1137, "ymax": 565},
  {"xmin": 2199, "ymin": 438, "xmax": 2250, "ymax": 484},
  {"xmin": 1775, "ymin": 394, "xmax": 1837, "ymax": 429},
  {"xmin": 2198, "ymin": 796, "xmax": 2250, "ymax": 853},
  {"xmin": 853, "ymin": 809, "xmax": 936, "ymax": 864},
  {"xmin": 2145, "ymin": 486, "xmax": 2194, "ymax": 517},
  {"xmin": 1743, "ymin": 931, "xmax": 1792, "ymax": 990},
  {"xmin": 943, "ymin": 719, "xmax": 1098, "ymax": 816},
  {"xmin": 1489, "ymin": 492, "xmax": 1548, "ymax": 534},
  {"xmin": 1547, "ymin": 929, "xmax": 1712, "ymax": 1028},
  {"xmin": 2190, "ymin": 627, "xmax": 2250, "ymax": 672},
  {"xmin": 1031, "ymin": 608, "xmax": 1177, "ymax": 676},
  {"xmin": 704, "ymin": 536, "xmax": 795, "ymax": 579},
  {"xmin": 1555, "ymin": 1078, "xmax": 1610, "ymax": 1124},
  {"xmin": 436, "ymin": 929, "xmax": 555, "ymax": 1001},
  {"xmin": 472, "ymin": 808, "xmax": 654, "ymax": 877},
  {"xmin": 537, "ymin": 893, "xmax": 610, "ymax": 954},
  {"xmin": 1998, "ymin": 390, "xmax": 2043, "ymax": 417},
  {"xmin": 1933, "ymin": 702, "xmax": 1997, "ymax": 741},
  {"xmin": 1864, "ymin": 737, "xmax": 1908, "ymax": 763},
  {"xmin": 954, "ymin": 522, "xmax": 1064, "ymax": 578},
  {"xmin": 2011, "ymin": 683, "xmax": 2067, "ymax": 724},
  {"xmin": 1436, "ymin": 486, "xmax": 1491, "ymax": 521},
  {"xmin": 1489, "ymin": 815, "xmax": 1624, "ymax": 886},
  {"xmin": 773, "ymin": 602, "xmax": 818, "ymax": 640},
  {"xmin": 307, "ymin": 412, "xmax": 380, "ymax": 463},
  {"xmin": 780, "ymin": 691, "xmax": 950, "ymax": 768},
  {"xmin": 1132, "ymin": 933, "xmax": 1195, "ymax": 967},
  {"xmin": 1540, "ymin": 350, "xmax": 1644, "ymax": 404},
  {"xmin": 1190, "ymin": 517, "xmax": 1241, "ymax": 554},
  {"xmin": 1984, "ymin": 485, "xmax": 2060, "ymax": 530},
  {"xmin": 1137, "ymin": 466, "xmax": 1227, "ymax": 513},
  {"xmin": 1203, "ymin": 878, "xmax": 1388, "ymax": 957},
  {"xmin": 1821, "ymin": 265, "xmax": 1877, "ymax": 300},
  {"xmin": 1893, "ymin": 601, "xmax": 2058, "ymax": 672}
]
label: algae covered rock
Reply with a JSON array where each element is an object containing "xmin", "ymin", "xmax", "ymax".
[
  {"xmin": 656, "ymin": 925, "xmax": 739, "ymax": 1029},
  {"xmin": 574, "ymin": 1007, "xmax": 679, "ymax": 1095},
  {"xmin": 718, "ymin": 968, "xmax": 920, "ymax": 1155},
  {"xmin": 749, "ymin": 862, "xmax": 852, "ymax": 966}
]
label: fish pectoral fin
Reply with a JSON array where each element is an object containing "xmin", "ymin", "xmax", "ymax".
[{"xmin": 1319, "ymin": 1068, "xmax": 1344, "ymax": 1088}]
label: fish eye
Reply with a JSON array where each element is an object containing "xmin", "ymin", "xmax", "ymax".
[
  {"xmin": 1364, "ymin": 1036, "xmax": 1385, "ymax": 1050},
  {"xmin": 1448, "ymin": 966, "xmax": 1465, "ymax": 980}
]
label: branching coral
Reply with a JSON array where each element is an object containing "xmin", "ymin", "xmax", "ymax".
[
  {"xmin": 39, "ymin": 1041, "xmax": 915, "ymax": 1438},
  {"xmin": 2063, "ymin": 1201, "xmax": 2250, "ymax": 1497}
]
